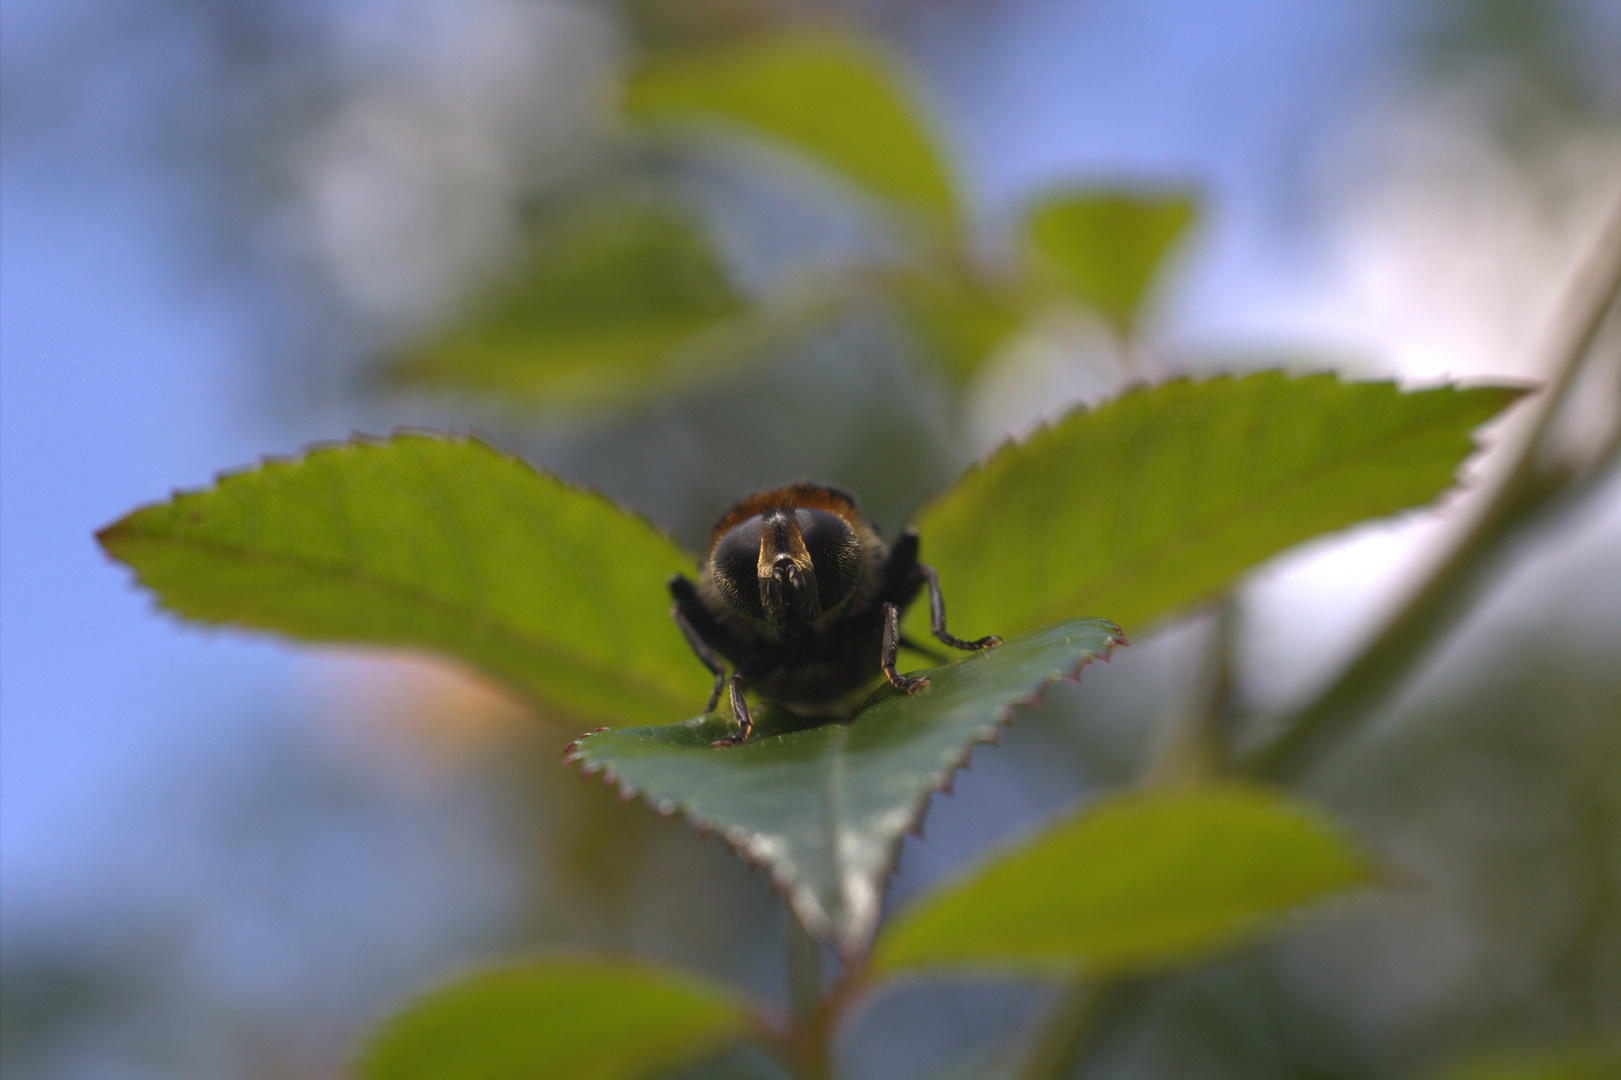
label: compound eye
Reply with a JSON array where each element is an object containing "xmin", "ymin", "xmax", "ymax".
[
  {"xmin": 795, "ymin": 509, "xmax": 860, "ymax": 611},
  {"xmin": 710, "ymin": 515, "xmax": 765, "ymax": 619}
]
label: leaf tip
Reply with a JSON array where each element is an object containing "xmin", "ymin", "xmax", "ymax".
[
  {"xmin": 560, "ymin": 728, "xmax": 608, "ymax": 765},
  {"xmin": 92, "ymin": 518, "xmax": 127, "ymax": 552}
]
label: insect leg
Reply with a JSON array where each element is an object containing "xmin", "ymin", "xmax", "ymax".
[
  {"xmin": 882, "ymin": 602, "xmax": 931, "ymax": 694},
  {"xmin": 710, "ymin": 672, "xmax": 757, "ymax": 748},
  {"xmin": 712, "ymin": 656, "xmax": 776, "ymax": 747},
  {"xmin": 920, "ymin": 563, "xmax": 1002, "ymax": 651},
  {"xmin": 670, "ymin": 602, "xmax": 727, "ymax": 713}
]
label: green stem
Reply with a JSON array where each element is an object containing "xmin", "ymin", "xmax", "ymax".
[
  {"xmin": 783, "ymin": 918, "xmax": 834, "ymax": 1080},
  {"xmin": 774, "ymin": 920, "xmax": 876, "ymax": 1080},
  {"xmin": 1010, "ymin": 205, "xmax": 1621, "ymax": 1069},
  {"xmin": 1148, "ymin": 599, "xmax": 1242, "ymax": 785},
  {"xmin": 1012, "ymin": 606, "xmax": 1241, "ymax": 1080},
  {"xmin": 1249, "ymin": 196, "xmax": 1621, "ymax": 783},
  {"xmin": 787, "ymin": 917, "xmax": 824, "ymax": 1038}
]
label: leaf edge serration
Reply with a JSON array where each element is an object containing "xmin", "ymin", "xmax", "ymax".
[{"xmin": 563, "ymin": 620, "xmax": 1128, "ymax": 956}]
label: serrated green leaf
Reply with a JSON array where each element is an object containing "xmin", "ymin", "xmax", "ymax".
[
  {"xmin": 357, "ymin": 958, "xmax": 752, "ymax": 1080},
  {"xmin": 383, "ymin": 202, "xmax": 755, "ymax": 409},
  {"xmin": 97, "ymin": 434, "xmax": 704, "ymax": 726},
  {"xmin": 1024, "ymin": 190, "xmax": 1197, "ymax": 336},
  {"xmin": 565, "ymin": 618, "xmax": 1125, "ymax": 955},
  {"xmin": 911, "ymin": 373, "xmax": 1526, "ymax": 642},
  {"xmin": 625, "ymin": 32, "xmax": 958, "ymax": 218},
  {"xmin": 870, "ymin": 786, "xmax": 1373, "ymax": 978}
]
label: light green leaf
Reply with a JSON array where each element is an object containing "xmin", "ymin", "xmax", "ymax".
[
  {"xmin": 565, "ymin": 618, "xmax": 1125, "ymax": 955},
  {"xmin": 871, "ymin": 786, "xmax": 1373, "ymax": 978},
  {"xmin": 1024, "ymin": 190, "xmax": 1197, "ymax": 336},
  {"xmin": 358, "ymin": 958, "xmax": 752, "ymax": 1080},
  {"xmin": 383, "ymin": 202, "xmax": 756, "ymax": 410},
  {"xmin": 625, "ymin": 32, "xmax": 958, "ymax": 218},
  {"xmin": 911, "ymin": 373, "xmax": 1526, "ymax": 642},
  {"xmin": 96, "ymin": 434, "xmax": 705, "ymax": 726}
]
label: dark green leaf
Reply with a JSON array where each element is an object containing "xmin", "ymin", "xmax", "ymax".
[
  {"xmin": 357, "ymin": 958, "xmax": 752, "ymax": 1080},
  {"xmin": 625, "ymin": 32, "xmax": 958, "ymax": 218},
  {"xmin": 910, "ymin": 373, "xmax": 1526, "ymax": 642},
  {"xmin": 97, "ymin": 434, "xmax": 705, "ymax": 726},
  {"xmin": 383, "ymin": 202, "xmax": 756, "ymax": 409},
  {"xmin": 1024, "ymin": 190, "xmax": 1197, "ymax": 336},
  {"xmin": 871, "ymin": 785, "xmax": 1373, "ymax": 977},
  {"xmin": 565, "ymin": 618, "xmax": 1125, "ymax": 955}
]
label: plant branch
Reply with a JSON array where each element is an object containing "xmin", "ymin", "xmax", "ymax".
[
  {"xmin": 1147, "ymin": 599, "xmax": 1242, "ymax": 785},
  {"xmin": 1013, "ymin": 200, "xmax": 1621, "ymax": 1080},
  {"xmin": 775, "ymin": 918, "xmax": 879, "ymax": 1080},
  {"xmin": 1248, "ymin": 196, "xmax": 1621, "ymax": 782},
  {"xmin": 782, "ymin": 917, "xmax": 834, "ymax": 1080},
  {"xmin": 1013, "ymin": 605, "xmax": 1240, "ymax": 1080}
]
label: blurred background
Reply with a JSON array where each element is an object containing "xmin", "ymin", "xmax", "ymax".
[{"xmin": 2, "ymin": 1, "xmax": 1618, "ymax": 1078}]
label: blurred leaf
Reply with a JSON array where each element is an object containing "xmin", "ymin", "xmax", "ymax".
[
  {"xmin": 870, "ymin": 785, "xmax": 1373, "ymax": 978},
  {"xmin": 358, "ymin": 958, "xmax": 751, "ymax": 1080},
  {"xmin": 384, "ymin": 202, "xmax": 757, "ymax": 409},
  {"xmin": 653, "ymin": 1046, "xmax": 795, "ymax": 1080},
  {"xmin": 911, "ymin": 373, "xmax": 1526, "ymax": 642},
  {"xmin": 1436, "ymin": 1045, "xmax": 1621, "ymax": 1080},
  {"xmin": 910, "ymin": 1043, "xmax": 1017, "ymax": 1080},
  {"xmin": 893, "ymin": 265, "xmax": 1028, "ymax": 385},
  {"xmin": 566, "ymin": 618, "xmax": 1125, "ymax": 954},
  {"xmin": 625, "ymin": 32, "xmax": 959, "ymax": 218},
  {"xmin": 1024, "ymin": 190, "xmax": 1197, "ymax": 336},
  {"xmin": 97, "ymin": 433, "xmax": 704, "ymax": 726}
]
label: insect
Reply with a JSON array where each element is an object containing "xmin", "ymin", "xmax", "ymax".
[{"xmin": 669, "ymin": 483, "xmax": 1001, "ymax": 747}]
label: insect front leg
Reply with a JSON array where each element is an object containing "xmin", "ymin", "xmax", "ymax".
[
  {"xmin": 712, "ymin": 657, "xmax": 775, "ymax": 748},
  {"xmin": 712, "ymin": 672, "xmax": 755, "ymax": 748},
  {"xmin": 919, "ymin": 564, "xmax": 1001, "ymax": 651},
  {"xmin": 882, "ymin": 602, "xmax": 931, "ymax": 695}
]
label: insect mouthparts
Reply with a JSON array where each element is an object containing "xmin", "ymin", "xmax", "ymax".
[{"xmin": 761, "ymin": 555, "xmax": 814, "ymax": 624}]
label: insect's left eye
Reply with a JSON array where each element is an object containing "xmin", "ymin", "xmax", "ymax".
[{"xmin": 795, "ymin": 509, "xmax": 860, "ymax": 610}]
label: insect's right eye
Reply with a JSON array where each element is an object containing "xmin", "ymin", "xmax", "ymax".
[{"xmin": 711, "ymin": 515, "xmax": 765, "ymax": 619}]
